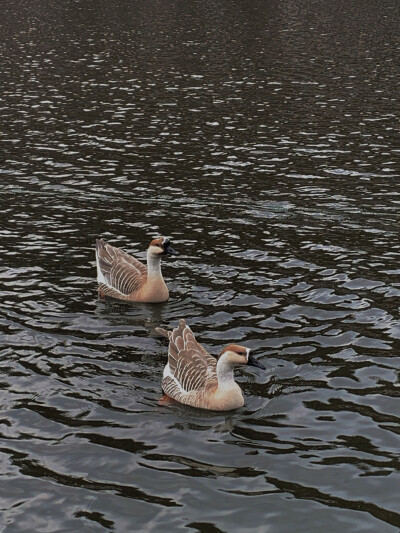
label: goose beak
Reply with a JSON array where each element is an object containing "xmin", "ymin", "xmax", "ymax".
[
  {"xmin": 247, "ymin": 353, "xmax": 265, "ymax": 370},
  {"xmin": 164, "ymin": 244, "xmax": 179, "ymax": 256}
]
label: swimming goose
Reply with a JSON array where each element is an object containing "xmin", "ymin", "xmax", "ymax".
[
  {"xmin": 95, "ymin": 237, "xmax": 178, "ymax": 303},
  {"xmin": 156, "ymin": 319, "xmax": 265, "ymax": 411}
]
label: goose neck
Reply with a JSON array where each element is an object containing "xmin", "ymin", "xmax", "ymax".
[
  {"xmin": 216, "ymin": 355, "xmax": 235, "ymax": 388},
  {"xmin": 147, "ymin": 251, "xmax": 163, "ymax": 279}
]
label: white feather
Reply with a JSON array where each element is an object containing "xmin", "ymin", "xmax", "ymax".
[
  {"xmin": 96, "ymin": 250, "xmax": 107, "ymax": 285},
  {"xmin": 163, "ymin": 363, "xmax": 186, "ymax": 393}
]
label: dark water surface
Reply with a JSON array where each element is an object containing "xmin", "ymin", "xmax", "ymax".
[{"xmin": 1, "ymin": 1, "xmax": 400, "ymax": 531}]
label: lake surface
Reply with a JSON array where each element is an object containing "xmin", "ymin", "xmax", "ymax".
[{"xmin": 1, "ymin": 1, "xmax": 400, "ymax": 531}]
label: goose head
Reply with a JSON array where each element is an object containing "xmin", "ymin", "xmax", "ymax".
[
  {"xmin": 148, "ymin": 237, "xmax": 179, "ymax": 257},
  {"xmin": 219, "ymin": 344, "xmax": 265, "ymax": 369}
]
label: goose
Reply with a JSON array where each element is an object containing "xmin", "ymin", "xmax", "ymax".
[
  {"xmin": 95, "ymin": 237, "xmax": 178, "ymax": 303},
  {"xmin": 156, "ymin": 319, "xmax": 265, "ymax": 411}
]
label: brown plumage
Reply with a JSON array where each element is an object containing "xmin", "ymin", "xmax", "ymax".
[
  {"xmin": 95, "ymin": 237, "xmax": 178, "ymax": 303},
  {"xmin": 157, "ymin": 319, "xmax": 265, "ymax": 411}
]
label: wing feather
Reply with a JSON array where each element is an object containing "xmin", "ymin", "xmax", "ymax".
[
  {"xmin": 164, "ymin": 319, "xmax": 216, "ymax": 394},
  {"xmin": 96, "ymin": 239, "xmax": 146, "ymax": 296}
]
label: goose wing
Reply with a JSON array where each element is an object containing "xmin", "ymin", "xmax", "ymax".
[
  {"xmin": 96, "ymin": 239, "xmax": 146, "ymax": 296},
  {"xmin": 163, "ymin": 319, "xmax": 217, "ymax": 395}
]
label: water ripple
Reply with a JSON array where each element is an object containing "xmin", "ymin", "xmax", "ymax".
[{"xmin": 1, "ymin": 0, "xmax": 400, "ymax": 531}]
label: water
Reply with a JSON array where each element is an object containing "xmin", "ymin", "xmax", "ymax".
[{"xmin": 1, "ymin": 0, "xmax": 400, "ymax": 531}]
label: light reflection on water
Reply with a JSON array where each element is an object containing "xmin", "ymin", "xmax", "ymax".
[{"xmin": 1, "ymin": 0, "xmax": 400, "ymax": 531}]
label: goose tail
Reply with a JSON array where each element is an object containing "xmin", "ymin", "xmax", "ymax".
[
  {"xmin": 155, "ymin": 327, "xmax": 170, "ymax": 339},
  {"xmin": 96, "ymin": 239, "xmax": 111, "ymax": 285}
]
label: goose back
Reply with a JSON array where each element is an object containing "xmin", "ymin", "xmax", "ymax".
[
  {"xmin": 161, "ymin": 319, "xmax": 218, "ymax": 404},
  {"xmin": 96, "ymin": 239, "xmax": 147, "ymax": 299}
]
